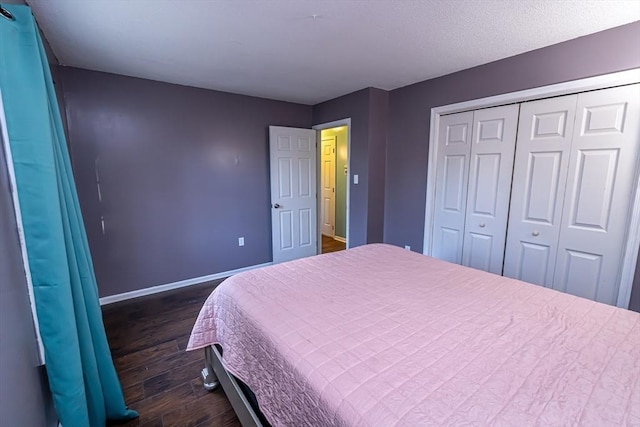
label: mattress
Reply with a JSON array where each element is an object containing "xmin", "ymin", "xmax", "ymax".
[{"xmin": 188, "ymin": 244, "xmax": 640, "ymax": 426}]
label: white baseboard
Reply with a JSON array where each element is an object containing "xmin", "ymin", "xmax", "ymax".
[
  {"xmin": 99, "ymin": 262, "xmax": 272, "ymax": 306},
  {"xmin": 333, "ymin": 236, "xmax": 346, "ymax": 243}
]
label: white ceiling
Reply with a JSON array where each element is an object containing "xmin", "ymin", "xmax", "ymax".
[{"xmin": 27, "ymin": 0, "xmax": 640, "ymax": 105}]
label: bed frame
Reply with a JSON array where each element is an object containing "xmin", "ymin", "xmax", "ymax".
[{"xmin": 202, "ymin": 345, "xmax": 264, "ymax": 427}]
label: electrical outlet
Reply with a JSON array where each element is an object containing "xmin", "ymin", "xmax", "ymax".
[
  {"xmin": 238, "ymin": 237, "xmax": 245, "ymax": 247},
  {"xmin": 404, "ymin": 245, "xmax": 411, "ymax": 250}
]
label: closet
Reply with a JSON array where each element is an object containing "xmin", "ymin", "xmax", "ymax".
[{"xmin": 430, "ymin": 83, "xmax": 640, "ymax": 306}]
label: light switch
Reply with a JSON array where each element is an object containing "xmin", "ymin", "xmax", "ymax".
[{"xmin": 353, "ymin": 174, "xmax": 359, "ymax": 184}]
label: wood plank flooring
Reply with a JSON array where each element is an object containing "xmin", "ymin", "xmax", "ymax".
[
  {"xmin": 103, "ymin": 280, "xmax": 241, "ymax": 427},
  {"xmin": 322, "ymin": 234, "xmax": 346, "ymax": 254},
  {"xmin": 104, "ymin": 239, "xmax": 345, "ymax": 426}
]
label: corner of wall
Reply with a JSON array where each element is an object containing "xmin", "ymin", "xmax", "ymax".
[
  {"xmin": 366, "ymin": 88, "xmax": 390, "ymax": 243},
  {"xmin": 629, "ymin": 247, "xmax": 640, "ymax": 312}
]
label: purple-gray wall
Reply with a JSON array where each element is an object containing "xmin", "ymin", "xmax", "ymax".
[
  {"xmin": 0, "ymin": 126, "xmax": 57, "ymax": 426},
  {"xmin": 61, "ymin": 67, "xmax": 312, "ymax": 297},
  {"xmin": 383, "ymin": 21, "xmax": 640, "ymax": 310},
  {"xmin": 367, "ymin": 88, "xmax": 389, "ymax": 244},
  {"xmin": 312, "ymin": 87, "xmax": 389, "ymax": 246},
  {"xmin": 58, "ymin": 21, "xmax": 640, "ymax": 305},
  {"xmin": 630, "ymin": 248, "xmax": 640, "ymax": 312}
]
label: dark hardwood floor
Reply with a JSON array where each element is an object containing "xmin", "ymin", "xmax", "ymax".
[
  {"xmin": 322, "ymin": 234, "xmax": 346, "ymax": 254},
  {"xmin": 104, "ymin": 240, "xmax": 345, "ymax": 426},
  {"xmin": 103, "ymin": 280, "xmax": 241, "ymax": 427}
]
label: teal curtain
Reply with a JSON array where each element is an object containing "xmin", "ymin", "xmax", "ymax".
[{"xmin": 0, "ymin": 5, "xmax": 137, "ymax": 426}]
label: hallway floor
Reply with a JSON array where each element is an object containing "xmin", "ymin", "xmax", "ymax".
[{"xmin": 321, "ymin": 234, "xmax": 346, "ymax": 254}]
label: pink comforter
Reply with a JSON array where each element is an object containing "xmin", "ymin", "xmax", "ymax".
[{"xmin": 188, "ymin": 244, "xmax": 640, "ymax": 426}]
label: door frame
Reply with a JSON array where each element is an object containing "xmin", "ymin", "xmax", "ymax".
[
  {"xmin": 313, "ymin": 118, "xmax": 351, "ymax": 250},
  {"xmin": 423, "ymin": 68, "xmax": 640, "ymax": 309},
  {"xmin": 319, "ymin": 134, "xmax": 336, "ymax": 238}
]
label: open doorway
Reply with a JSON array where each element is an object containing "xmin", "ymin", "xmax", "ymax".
[{"xmin": 317, "ymin": 123, "xmax": 349, "ymax": 254}]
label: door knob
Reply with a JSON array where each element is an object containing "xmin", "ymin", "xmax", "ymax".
[
  {"xmin": 273, "ymin": 203, "xmax": 281, "ymax": 209},
  {"xmin": 479, "ymin": 223, "xmax": 485, "ymax": 228},
  {"xmin": 532, "ymin": 230, "xmax": 540, "ymax": 236}
]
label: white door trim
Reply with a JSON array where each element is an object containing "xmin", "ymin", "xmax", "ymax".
[
  {"xmin": 313, "ymin": 118, "xmax": 351, "ymax": 249},
  {"xmin": 320, "ymin": 135, "xmax": 336, "ymax": 237},
  {"xmin": 618, "ymin": 147, "xmax": 640, "ymax": 308},
  {"xmin": 423, "ymin": 68, "xmax": 640, "ymax": 309}
]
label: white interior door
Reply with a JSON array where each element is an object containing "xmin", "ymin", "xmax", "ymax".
[
  {"xmin": 269, "ymin": 126, "xmax": 317, "ymax": 264},
  {"xmin": 503, "ymin": 95, "xmax": 578, "ymax": 286},
  {"xmin": 431, "ymin": 111, "xmax": 473, "ymax": 264},
  {"xmin": 462, "ymin": 104, "xmax": 519, "ymax": 274},
  {"xmin": 553, "ymin": 84, "xmax": 640, "ymax": 304},
  {"xmin": 321, "ymin": 136, "xmax": 336, "ymax": 237}
]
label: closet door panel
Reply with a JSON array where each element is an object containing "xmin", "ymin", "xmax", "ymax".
[
  {"xmin": 517, "ymin": 243, "xmax": 551, "ymax": 285},
  {"xmin": 462, "ymin": 105, "xmax": 519, "ymax": 274},
  {"xmin": 467, "ymin": 232, "xmax": 493, "ymax": 271},
  {"xmin": 432, "ymin": 111, "xmax": 473, "ymax": 264},
  {"xmin": 503, "ymin": 95, "xmax": 578, "ymax": 286},
  {"xmin": 553, "ymin": 84, "xmax": 640, "ymax": 304}
]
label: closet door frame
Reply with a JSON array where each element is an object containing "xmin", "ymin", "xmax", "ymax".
[{"xmin": 423, "ymin": 68, "xmax": 640, "ymax": 309}]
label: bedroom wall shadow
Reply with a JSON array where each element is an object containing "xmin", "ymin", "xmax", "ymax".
[
  {"xmin": 383, "ymin": 21, "xmax": 640, "ymax": 309},
  {"xmin": 61, "ymin": 67, "xmax": 312, "ymax": 297},
  {"xmin": 629, "ymin": 249, "xmax": 640, "ymax": 313}
]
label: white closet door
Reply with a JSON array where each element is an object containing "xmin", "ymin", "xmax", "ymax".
[
  {"xmin": 432, "ymin": 111, "xmax": 473, "ymax": 264},
  {"xmin": 462, "ymin": 105, "xmax": 519, "ymax": 274},
  {"xmin": 503, "ymin": 95, "xmax": 578, "ymax": 286},
  {"xmin": 553, "ymin": 84, "xmax": 640, "ymax": 304}
]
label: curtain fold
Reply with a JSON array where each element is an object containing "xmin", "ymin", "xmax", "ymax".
[{"xmin": 0, "ymin": 5, "xmax": 137, "ymax": 426}]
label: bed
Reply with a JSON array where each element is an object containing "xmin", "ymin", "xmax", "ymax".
[{"xmin": 187, "ymin": 244, "xmax": 640, "ymax": 426}]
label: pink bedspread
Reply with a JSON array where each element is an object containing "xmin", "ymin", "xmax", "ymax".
[{"xmin": 188, "ymin": 244, "xmax": 640, "ymax": 426}]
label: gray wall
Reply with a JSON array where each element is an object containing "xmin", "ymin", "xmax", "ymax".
[
  {"xmin": 61, "ymin": 67, "xmax": 312, "ymax": 297},
  {"xmin": 59, "ymin": 22, "xmax": 640, "ymax": 304},
  {"xmin": 367, "ymin": 88, "xmax": 389, "ymax": 244},
  {"xmin": 630, "ymin": 248, "xmax": 640, "ymax": 312},
  {"xmin": 334, "ymin": 128, "xmax": 347, "ymax": 239},
  {"xmin": 313, "ymin": 87, "xmax": 389, "ymax": 246},
  {"xmin": 0, "ymin": 130, "xmax": 56, "ymax": 426},
  {"xmin": 383, "ymin": 21, "xmax": 640, "ymax": 309}
]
